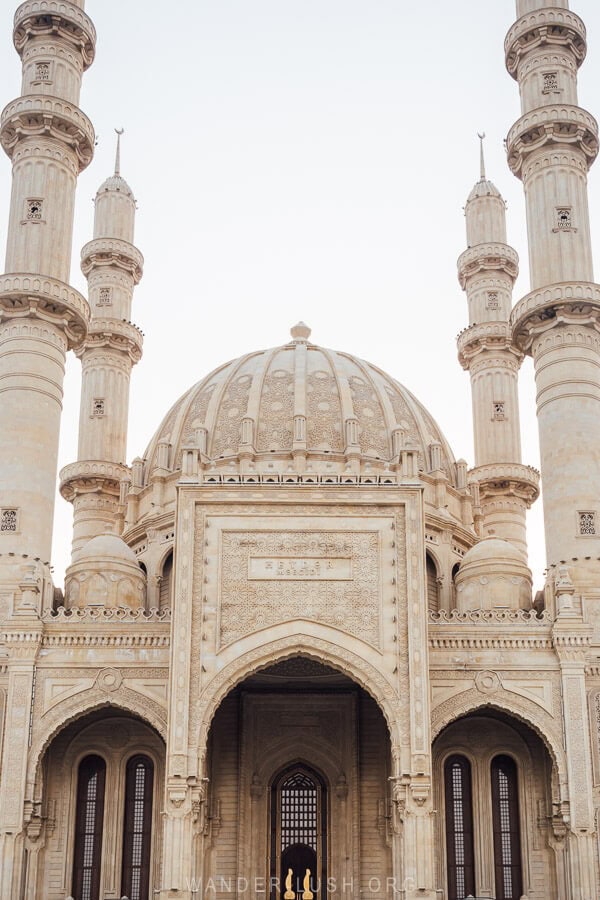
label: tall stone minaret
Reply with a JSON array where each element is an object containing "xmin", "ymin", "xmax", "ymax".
[
  {"xmin": 457, "ymin": 138, "xmax": 539, "ymax": 557},
  {"xmin": 60, "ymin": 132, "xmax": 144, "ymax": 557},
  {"xmin": 0, "ymin": 1, "xmax": 95, "ymax": 564},
  {"xmin": 507, "ymin": 0, "xmax": 600, "ymax": 585}
]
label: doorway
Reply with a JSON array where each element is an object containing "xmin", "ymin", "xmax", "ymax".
[{"xmin": 270, "ymin": 765, "xmax": 327, "ymax": 900}]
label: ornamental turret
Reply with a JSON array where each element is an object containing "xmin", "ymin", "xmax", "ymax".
[
  {"xmin": 457, "ymin": 138, "xmax": 539, "ymax": 558},
  {"xmin": 60, "ymin": 132, "xmax": 144, "ymax": 557},
  {"xmin": 0, "ymin": 1, "xmax": 95, "ymax": 563},
  {"xmin": 506, "ymin": 0, "xmax": 600, "ymax": 585}
]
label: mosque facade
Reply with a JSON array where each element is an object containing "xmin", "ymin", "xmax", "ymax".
[{"xmin": 1, "ymin": 1, "xmax": 600, "ymax": 899}]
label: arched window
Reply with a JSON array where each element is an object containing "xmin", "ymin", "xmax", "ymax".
[
  {"xmin": 72, "ymin": 755, "xmax": 106, "ymax": 900},
  {"xmin": 451, "ymin": 562, "xmax": 461, "ymax": 609},
  {"xmin": 444, "ymin": 755, "xmax": 475, "ymax": 900},
  {"xmin": 270, "ymin": 766, "xmax": 327, "ymax": 900},
  {"xmin": 159, "ymin": 551, "xmax": 173, "ymax": 611},
  {"xmin": 491, "ymin": 755, "xmax": 523, "ymax": 900},
  {"xmin": 121, "ymin": 755, "xmax": 154, "ymax": 900},
  {"xmin": 426, "ymin": 552, "xmax": 440, "ymax": 613}
]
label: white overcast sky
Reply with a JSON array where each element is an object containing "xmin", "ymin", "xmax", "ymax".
[{"xmin": 1, "ymin": 0, "xmax": 600, "ymax": 587}]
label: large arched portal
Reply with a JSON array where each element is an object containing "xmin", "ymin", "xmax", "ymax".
[
  {"xmin": 199, "ymin": 657, "xmax": 393, "ymax": 900},
  {"xmin": 28, "ymin": 709, "xmax": 165, "ymax": 900}
]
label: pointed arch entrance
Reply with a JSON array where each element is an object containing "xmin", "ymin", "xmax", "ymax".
[{"xmin": 198, "ymin": 656, "xmax": 393, "ymax": 900}]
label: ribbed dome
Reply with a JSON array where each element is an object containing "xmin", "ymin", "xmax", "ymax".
[
  {"xmin": 97, "ymin": 173, "xmax": 135, "ymax": 198},
  {"xmin": 466, "ymin": 178, "xmax": 502, "ymax": 203},
  {"xmin": 143, "ymin": 326, "xmax": 457, "ymax": 484}
]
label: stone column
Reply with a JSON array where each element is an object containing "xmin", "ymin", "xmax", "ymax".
[
  {"xmin": 60, "ymin": 136, "xmax": 144, "ymax": 557},
  {"xmin": 457, "ymin": 146, "xmax": 538, "ymax": 557},
  {"xmin": 507, "ymin": 1, "xmax": 600, "ymax": 585},
  {"xmin": 553, "ymin": 607, "xmax": 597, "ymax": 898},
  {"xmin": 0, "ymin": 627, "xmax": 41, "ymax": 900},
  {"xmin": 0, "ymin": 1, "xmax": 95, "ymax": 564}
]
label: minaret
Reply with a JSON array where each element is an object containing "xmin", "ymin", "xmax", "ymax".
[
  {"xmin": 457, "ymin": 137, "xmax": 539, "ymax": 557},
  {"xmin": 506, "ymin": 0, "xmax": 600, "ymax": 584},
  {"xmin": 0, "ymin": 1, "xmax": 95, "ymax": 563},
  {"xmin": 60, "ymin": 132, "xmax": 144, "ymax": 557}
]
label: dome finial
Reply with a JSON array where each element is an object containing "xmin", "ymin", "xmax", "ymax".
[
  {"xmin": 478, "ymin": 131, "xmax": 486, "ymax": 181},
  {"xmin": 290, "ymin": 321, "xmax": 311, "ymax": 342},
  {"xmin": 114, "ymin": 127, "xmax": 124, "ymax": 176}
]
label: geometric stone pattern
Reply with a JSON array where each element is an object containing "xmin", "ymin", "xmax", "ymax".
[{"xmin": 219, "ymin": 529, "xmax": 381, "ymax": 647}]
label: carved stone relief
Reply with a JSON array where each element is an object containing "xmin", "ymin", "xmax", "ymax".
[{"xmin": 219, "ymin": 530, "xmax": 381, "ymax": 648}]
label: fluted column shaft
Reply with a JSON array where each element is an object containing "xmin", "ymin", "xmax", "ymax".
[
  {"xmin": 458, "ymin": 218, "xmax": 538, "ymax": 555},
  {"xmin": 507, "ymin": 1, "xmax": 600, "ymax": 575},
  {"xmin": 0, "ymin": 1, "xmax": 95, "ymax": 562},
  {"xmin": 61, "ymin": 166, "xmax": 143, "ymax": 556}
]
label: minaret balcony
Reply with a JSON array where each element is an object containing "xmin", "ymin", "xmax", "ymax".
[
  {"xmin": 75, "ymin": 318, "xmax": 144, "ymax": 364},
  {"xmin": 0, "ymin": 272, "xmax": 88, "ymax": 348},
  {"xmin": 511, "ymin": 280, "xmax": 600, "ymax": 353},
  {"xmin": 81, "ymin": 237, "xmax": 144, "ymax": 283},
  {"xmin": 59, "ymin": 460, "xmax": 130, "ymax": 503},
  {"xmin": 505, "ymin": 8, "xmax": 586, "ymax": 79},
  {"xmin": 13, "ymin": 0, "xmax": 96, "ymax": 68},
  {"xmin": 506, "ymin": 105, "xmax": 598, "ymax": 178},
  {"xmin": 0, "ymin": 94, "xmax": 95, "ymax": 170},
  {"xmin": 457, "ymin": 242, "xmax": 518, "ymax": 288},
  {"xmin": 457, "ymin": 322, "xmax": 523, "ymax": 371},
  {"xmin": 469, "ymin": 462, "xmax": 540, "ymax": 507}
]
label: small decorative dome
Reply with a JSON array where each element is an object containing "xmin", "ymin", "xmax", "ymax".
[
  {"xmin": 77, "ymin": 533, "xmax": 138, "ymax": 564},
  {"xmin": 64, "ymin": 532, "xmax": 145, "ymax": 610},
  {"xmin": 455, "ymin": 537, "xmax": 532, "ymax": 612},
  {"xmin": 142, "ymin": 329, "xmax": 457, "ymax": 483},
  {"xmin": 459, "ymin": 537, "xmax": 523, "ymax": 565}
]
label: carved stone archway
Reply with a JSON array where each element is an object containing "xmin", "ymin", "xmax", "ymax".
[
  {"xmin": 431, "ymin": 689, "xmax": 568, "ymax": 794},
  {"xmin": 194, "ymin": 634, "xmax": 402, "ymax": 764},
  {"xmin": 26, "ymin": 687, "xmax": 167, "ymax": 795}
]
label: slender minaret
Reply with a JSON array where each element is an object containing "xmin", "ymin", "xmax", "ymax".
[
  {"xmin": 507, "ymin": 0, "xmax": 600, "ymax": 584},
  {"xmin": 457, "ymin": 137, "xmax": 539, "ymax": 557},
  {"xmin": 60, "ymin": 132, "xmax": 144, "ymax": 557},
  {"xmin": 0, "ymin": 1, "xmax": 95, "ymax": 563}
]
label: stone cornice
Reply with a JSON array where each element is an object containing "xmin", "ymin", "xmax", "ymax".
[
  {"xmin": 506, "ymin": 104, "xmax": 598, "ymax": 179},
  {"xmin": 41, "ymin": 606, "xmax": 170, "ymax": 623},
  {"xmin": 457, "ymin": 242, "xmax": 519, "ymax": 288},
  {"xmin": 457, "ymin": 321, "xmax": 523, "ymax": 371},
  {"xmin": 75, "ymin": 317, "xmax": 143, "ymax": 364},
  {"xmin": 13, "ymin": 1, "xmax": 96, "ymax": 68},
  {"xmin": 429, "ymin": 609, "xmax": 553, "ymax": 650},
  {"xmin": 511, "ymin": 281, "xmax": 600, "ymax": 354},
  {"xmin": 0, "ymin": 94, "xmax": 95, "ymax": 171},
  {"xmin": 469, "ymin": 462, "xmax": 540, "ymax": 507},
  {"xmin": 430, "ymin": 609, "xmax": 551, "ymax": 626},
  {"xmin": 505, "ymin": 8, "xmax": 586, "ymax": 79},
  {"xmin": 41, "ymin": 632, "xmax": 170, "ymax": 648},
  {"xmin": 81, "ymin": 237, "xmax": 144, "ymax": 283},
  {"xmin": 59, "ymin": 459, "xmax": 129, "ymax": 502},
  {"xmin": 40, "ymin": 606, "xmax": 171, "ymax": 647},
  {"xmin": 0, "ymin": 272, "xmax": 89, "ymax": 349},
  {"xmin": 429, "ymin": 636, "xmax": 553, "ymax": 650}
]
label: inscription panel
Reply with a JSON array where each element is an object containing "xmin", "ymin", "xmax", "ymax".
[
  {"xmin": 248, "ymin": 556, "xmax": 352, "ymax": 580},
  {"xmin": 219, "ymin": 529, "xmax": 382, "ymax": 648}
]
